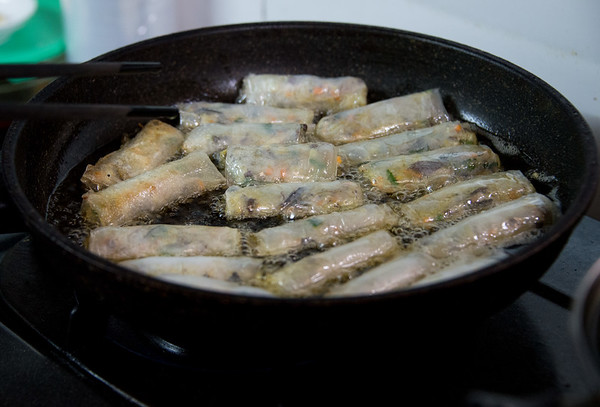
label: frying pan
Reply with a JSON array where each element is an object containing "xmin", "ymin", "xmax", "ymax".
[{"xmin": 1, "ymin": 22, "xmax": 598, "ymax": 358}]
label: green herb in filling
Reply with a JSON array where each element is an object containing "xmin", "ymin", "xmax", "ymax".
[
  {"xmin": 386, "ymin": 169, "xmax": 398, "ymax": 185},
  {"xmin": 308, "ymin": 218, "xmax": 324, "ymax": 227}
]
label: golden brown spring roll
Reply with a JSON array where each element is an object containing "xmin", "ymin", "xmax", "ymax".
[
  {"xmin": 249, "ymin": 204, "xmax": 399, "ymax": 256},
  {"xmin": 416, "ymin": 193, "xmax": 559, "ymax": 259},
  {"xmin": 225, "ymin": 142, "xmax": 338, "ymax": 185},
  {"xmin": 261, "ymin": 230, "xmax": 398, "ymax": 297},
  {"xmin": 398, "ymin": 170, "xmax": 536, "ymax": 229},
  {"xmin": 224, "ymin": 180, "xmax": 364, "ymax": 220},
  {"xmin": 87, "ymin": 224, "xmax": 243, "ymax": 261},
  {"xmin": 81, "ymin": 151, "xmax": 226, "ymax": 226},
  {"xmin": 314, "ymin": 89, "xmax": 450, "ymax": 145},
  {"xmin": 358, "ymin": 145, "xmax": 501, "ymax": 196},
  {"xmin": 81, "ymin": 120, "xmax": 185, "ymax": 191},
  {"xmin": 327, "ymin": 251, "xmax": 436, "ymax": 297},
  {"xmin": 177, "ymin": 101, "xmax": 315, "ymax": 133},
  {"xmin": 262, "ymin": 230, "xmax": 398, "ymax": 297},
  {"xmin": 182, "ymin": 122, "xmax": 307, "ymax": 156},
  {"xmin": 157, "ymin": 274, "xmax": 275, "ymax": 297},
  {"xmin": 119, "ymin": 255, "xmax": 262, "ymax": 283},
  {"xmin": 336, "ymin": 121, "xmax": 477, "ymax": 171}
]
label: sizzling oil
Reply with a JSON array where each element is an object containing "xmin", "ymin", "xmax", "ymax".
[{"xmin": 46, "ymin": 123, "xmax": 560, "ymax": 295}]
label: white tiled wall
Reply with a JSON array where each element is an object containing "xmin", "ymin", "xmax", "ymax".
[{"xmin": 61, "ymin": 0, "xmax": 600, "ymax": 218}]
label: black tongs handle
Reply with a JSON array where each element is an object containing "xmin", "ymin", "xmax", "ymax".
[
  {"xmin": 0, "ymin": 103, "xmax": 180, "ymax": 125},
  {"xmin": 0, "ymin": 62, "xmax": 162, "ymax": 78}
]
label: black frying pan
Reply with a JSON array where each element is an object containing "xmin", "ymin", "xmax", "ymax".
[{"xmin": 1, "ymin": 22, "xmax": 598, "ymax": 357}]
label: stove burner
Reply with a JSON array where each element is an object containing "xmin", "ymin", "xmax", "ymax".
[{"xmin": 2, "ymin": 222, "xmax": 600, "ymax": 406}]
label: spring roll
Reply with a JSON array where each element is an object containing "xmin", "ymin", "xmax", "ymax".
[
  {"xmin": 225, "ymin": 142, "xmax": 338, "ymax": 185},
  {"xmin": 81, "ymin": 151, "xmax": 226, "ymax": 226},
  {"xmin": 411, "ymin": 252, "xmax": 509, "ymax": 288},
  {"xmin": 337, "ymin": 121, "xmax": 477, "ymax": 171},
  {"xmin": 119, "ymin": 255, "xmax": 262, "ymax": 283},
  {"xmin": 182, "ymin": 122, "xmax": 307, "ymax": 156},
  {"xmin": 87, "ymin": 224, "xmax": 243, "ymax": 261},
  {"xmin": 81, "ymin": 120, "xmax": 185, "ymax": 191},
  {"xmin": 237, "ymin": 74, "xmax": 368, "ymax": 115},
  {"xmin": 262, "ymin": 230, "xmax": 398, "ymax": 297},
  {"xmin": 327, "ymin": 252, "xmax": 436, "ymax": 297},
  {"xmin": 157, "ymin": 274, "xmax": 275, "ymax": 297},
  {"xmin": 358, "ymin": 145, "xmax": 501, "ymax": 196},
  {"xmin": 416, "ymin": 193, "xmax": 559, "ymax": 259},
  {"xmin": 249, "ymin": 203, "xmax": 399, "ymax": 256},
  {"xmin": 314, "ymin": 88, "xmax": 450, "ymax": 145},
  {"xmin": 225, "ymin": 180, "xmax": 364, "ymax": 220},
  {"xmin": 177, "ymin": 101, "xmax": 315, "ymax": 132},
  {"xmin": 398, "ymin": 170, "xmax": 536, "ymax": 229}
]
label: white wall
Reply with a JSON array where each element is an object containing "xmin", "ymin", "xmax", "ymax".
[{"xmin": 61, "ymin": 0, "xmax": 600, "ymax": 218}]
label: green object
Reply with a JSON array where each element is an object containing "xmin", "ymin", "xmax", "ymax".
[
  {"xmin": 0, "ymin": 0, "xmax": 65, "ymax": 63},
  {"xmin": 386, "ymin": 169, "xmax": 398, "ymax": 185}
]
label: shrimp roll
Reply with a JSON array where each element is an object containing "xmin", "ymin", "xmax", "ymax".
[
  {"xmin": 262, "ymin": 230, "xmax": 398, "ymax": 297},
  {"xmin": 87, "ymin": 224, "xmax": 243, "ymax": 261},
  {"xmin": 315, "ymin": 89, "xmax": 450, "ymax": 145},
  {"xmin": 249, "ymin": 204, "xmax": 399, "ymax": 256},
  {"xmin": 81, "ymin": 151, "xmax": 226, "ymax": 226},
  {"xmin": 238, "ymin": 74, "xmax": 367, "ymax": 115},
  {"xmin": 177, "ymin": 101, "xmax": 315, "ymax": 132},
  {"xmin": 327, "ymin": 252, "xmax": 436, "ymax": 296},
  {"xmin": 225, "ymin": 180, "xmax": 364, "ymax": 220},
  {"xmin": 399, "ymin": 170, "xmax": 536, "ymax": 229},
  {"xmin": 81, "ymin": 120, "xmax": 185, "ymax": 191},
  {"xmin": 182, "ymin": 122, "xmax": 307, "ymax": 156},
  {"xmin": 358, "ymin": 145, "xmax": 501, "ymax": 196},
  {"xmin": 225, "ymin": 142, "xmax": 338, "ymax": 185},
  {"xmin": 337, "ymin": 121, "xmax": 477, "ymax": 171},
  {"xmin": 158, "ymin": 274, "xmax": 275, "ymax": 297},
  {"xmin": 416, "ymin": 193, "xmax": 559, "ymax": 259},
  {"xmin": 119, "ymin": 255, "xmax": 262, "ymax": 283}
]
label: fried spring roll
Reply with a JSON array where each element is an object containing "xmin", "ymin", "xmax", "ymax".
[
  {"xmin": 182, "ymin": 122, "xmax": 307, "ymax": 156},
  {"xmin": 237, "ymin": 74, "xmax": 368, "ymax": 115},
  {"xmin": 314, "ymin": 89, "xmax": 450, "ymax": 145},
  {"xmin": 224, "ymin": 180, "xmax": 364, "ymax": 220},
  {"xmin": 327, "ymin": 252, "xmax": 436, "ymax": 297},
  {"xmin": 119, "ymin": 255, "xmax": 262, "ymax": 283},
  {"xmin": 177, "ymin": 101, "xmax": 315, "ymax": 132},
  {"xmin": 399, "ymin": 170, "xmax": 536, "ymax": 229},
  {"xmin": 337, "ymin": 121, "xmax": 477, "ymax": 171},
  {"xmin": 411, "ymin": 252, "xmax": 508, "ymax": 288},
  {"xmin": 81, "ymin": 120, "xmax": 185, "ymax": 191},
  {"xmin": 81, "ymin": 151, "xmax": 226, "ymax": 226},
  {"xmin": 225, "ymin": 142, "xmax": 338, "ymax": 185},
  {"xmin": 249, "ymin": 204, "xmax": 399, "ymax": 256},
  {"xmin": 358, "ymin": 145, "xmax": 501, "ymax": 196},
  {"xmin": 87, "ymin": 224, "xmax": 243, "ymax": 261},
  {"xmin": 416, "ymin": 193, "xmax": 558, "ymax": 259},
  {"xmin": 158, "ymin": 274, "xmax": 275, "ymax": 297},
  {"xmin": 262, "ymin": 230, "xmax": 398, "ymax": 297}
]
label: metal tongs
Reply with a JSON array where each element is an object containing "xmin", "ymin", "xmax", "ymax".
[{"xmin": 0, "ymin": 62, "xmax": 180, "ymax": 123}]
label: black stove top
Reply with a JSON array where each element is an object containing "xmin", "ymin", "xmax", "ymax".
[{"xmin": 1, "ymin": 216, "xmax": 600, "ymax": 406}]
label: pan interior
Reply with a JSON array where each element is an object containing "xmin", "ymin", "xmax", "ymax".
[{"xmin": 4, "ymin": 23, "xmax": 598, "ymax": 304}]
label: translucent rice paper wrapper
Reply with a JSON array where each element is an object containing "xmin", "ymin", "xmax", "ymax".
[
  {"xmin": 315, "ymin": 88, "xmax": 450, "ymax": 145},
  {"xmin": 225, "ymin": 142, "xmax": 338, "ymax": 185},
  {"xmin": 238, "ymin": 74, "xmax": 368, "ymax": 115}
]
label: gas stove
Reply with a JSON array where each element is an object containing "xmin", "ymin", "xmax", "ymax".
[{"xmin": 1, "ymin": 211, "xmax": 599, "ymax": 406}]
